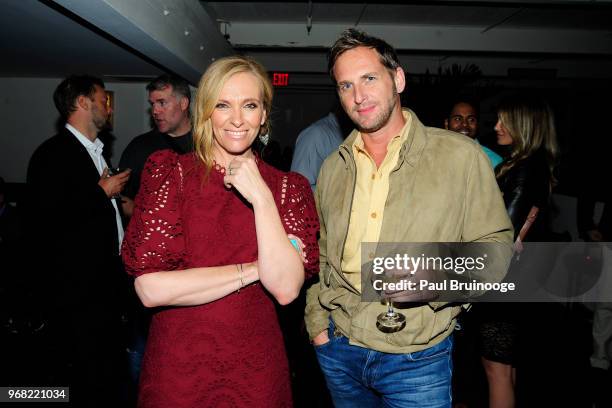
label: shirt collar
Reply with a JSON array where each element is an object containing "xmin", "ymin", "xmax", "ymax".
[
  {"xmin": 352, "ymin": 109, "xmax": 412, "ymax": 156},
  {"xmin": 65, "ymin": 124, "xmax": 104, "ymax": 156}
]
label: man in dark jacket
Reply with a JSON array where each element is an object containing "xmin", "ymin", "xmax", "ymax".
[{"xmin": 27, "ymin": 75, "xmax": 130, "ymax": 405}]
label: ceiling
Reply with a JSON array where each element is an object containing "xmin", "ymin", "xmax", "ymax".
[
  {"xmin": 0, "ymin": 0, "xmax": 163, "ymax": 80},
  {"xmin": 203, "ymin": 0, "xmax": 612, "ymax": 80},
  {"xmin": 204, "ymin": 1, "xmax": 612, "ymax": 29},
  {"xmin": 0, "ymin": 0, "xmax": 611, "ymax": 82}
]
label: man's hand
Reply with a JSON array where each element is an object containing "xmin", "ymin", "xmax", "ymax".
[
  {"xmin": 376, "ymin": 267, "xmax": 441, "ymax": 303},
  {"xmin": 98, "ymin": 168, "xmax": 131, "ymax": 198},
  {"xmin": 312, "ymin": 330, "xmax": 330, "ymax": 347}
]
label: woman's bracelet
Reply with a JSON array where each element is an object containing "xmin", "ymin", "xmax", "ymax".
[{"xmin": 236, "ymin": 263, "xmax": 245, "ymax": 293}]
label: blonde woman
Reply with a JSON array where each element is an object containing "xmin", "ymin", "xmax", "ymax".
[
  {"xmin": 494, "ymin": 95, "xmax": 558, "ymax": 233},
  {"xmin": 479, "ymin": 94, "xmax": 558, "ymax": 408},
  {"xmin": 122, "ymin": 56, "xmax": 319, "ymax": 407}
]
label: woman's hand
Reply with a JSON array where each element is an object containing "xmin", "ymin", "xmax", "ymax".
[
  {"xmin": 223, "ymin": 156, "xmax": 273, "ymax": 207},
  {"xmin": 223, "ymin": 158, "xmax": 306, "ymax": 305}
]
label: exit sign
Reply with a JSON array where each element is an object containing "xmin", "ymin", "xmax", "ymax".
[{"xmin": 272, "ymin": 72, "xmax": 289, "ymax": 86}]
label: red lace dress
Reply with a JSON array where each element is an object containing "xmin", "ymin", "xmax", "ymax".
[{"xmin": 122, "ymin": 150, "xmax": 319, "ymax": 408}]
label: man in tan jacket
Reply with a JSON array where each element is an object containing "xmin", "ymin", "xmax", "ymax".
[{"xmin": 305, "ymin": 28, "xmax": 513, "ymax": 407}]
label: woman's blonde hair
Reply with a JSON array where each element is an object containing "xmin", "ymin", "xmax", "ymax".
[
  {"xmin": 495, "ymin": 95, "xmax": 559, "ymax": 187},
  {"xmin": 192, "ymin": 56, "xmax": 273, "ymax": 178}
]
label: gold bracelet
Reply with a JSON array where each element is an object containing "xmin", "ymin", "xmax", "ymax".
[{"xmin": 238, "ymin": 263, "xmax": 245, "ymax": 290}]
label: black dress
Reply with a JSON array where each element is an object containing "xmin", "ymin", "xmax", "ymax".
[{"xmin": 478, "ymin": 149, "xmax": 551, "ymax": 364}]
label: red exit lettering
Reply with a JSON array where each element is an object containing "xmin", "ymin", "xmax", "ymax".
[{"xmin": 272, "ymin": 72, "xmax": 289, "ymax": 86}]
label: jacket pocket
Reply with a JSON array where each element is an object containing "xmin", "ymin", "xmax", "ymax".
[
  {"xmin": 384, "ymin": 306, "xmax": 436, "ymax": 347},
  {"xmin": 322, "ymin": 265, "xmax": 332, "ymax": 286}
]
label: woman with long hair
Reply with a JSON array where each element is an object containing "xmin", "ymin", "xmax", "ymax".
[
  {"xmin": 495, "ymin": 95, "xmax": 558, "ymax": 236},
  {"xmin": 122, "ymin": 56, "xmax": 319, "ymax": 407},
  {"xmin": 480, "ymin": 94, "xmax": 558, "ymax": 408}
]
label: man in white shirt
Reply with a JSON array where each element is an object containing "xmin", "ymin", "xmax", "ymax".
[{"xmin": 27, "ymin": 75, "xmax": 130, "ymax": 405}]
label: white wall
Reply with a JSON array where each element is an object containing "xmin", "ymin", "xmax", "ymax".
[
  {"xmin": 0, "ymin": 77, "xmax": 151, "ymax": 183},
  {"xmin": 105, "ymin": 81, "xmax": 152, "ymax": 161}
]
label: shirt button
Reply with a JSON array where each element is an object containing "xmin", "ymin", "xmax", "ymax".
[
  {"xmin": 371, "ymin": 173, "xmax": 376, "ymax": 180},
  {"xmin": 371, "ymin": 212, "xmax": 377, "ymax": 219},
  {"xmin": 368, "ymin": 252, "xmax": 375, "ymax": 259}
]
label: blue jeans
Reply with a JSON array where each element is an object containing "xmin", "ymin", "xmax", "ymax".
[{"xmin": 314, "ymin": 320, "xmax": 453, "ymax": 408}]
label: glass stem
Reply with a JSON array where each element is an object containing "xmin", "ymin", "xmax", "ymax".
[{"xmin": 387, "ymin": 299, "xmax": 395, "ymax": 315}]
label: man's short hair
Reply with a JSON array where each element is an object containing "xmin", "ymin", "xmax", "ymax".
[
  {"xmin": 53, "ymin": 75, "xmax": 105, "ymax": 120},
  {"xmin": 146, "ymin": 74, "xmax": 191, "ymax": 106},
  {"xmin": 448, "ymin": 98, "xmax": 480, "ymax": 119},
  {"xmin": 328, "ymin": 28, "xmax": 401, "ymax": 83}
]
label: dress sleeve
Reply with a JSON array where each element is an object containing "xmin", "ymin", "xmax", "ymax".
[
  {"xmin": 122, "ymin": 150, "xmax": 186, "ymax": 277},
  {"xmin": 279, "ymin": 172, "xmax": 320, "ymax": 278},
  {"xmin": 502, "ymin": 158, "xmax": 549, "ymax": 239}
]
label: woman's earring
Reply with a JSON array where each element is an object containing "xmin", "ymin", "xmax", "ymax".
[{"xmin": 259, "ymin": 133, "xmax": 270, "ymax": 145}]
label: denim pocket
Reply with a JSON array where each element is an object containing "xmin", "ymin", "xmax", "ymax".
[
  {"xmin": 313, "ymin": 339, "xmax": 333, "ymax": 350},
  {"xmin": 404, "ymin": 335, "xmax": 453, "ymax": 362}
]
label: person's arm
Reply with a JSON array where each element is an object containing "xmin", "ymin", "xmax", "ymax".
[
  {"xmin": 27, "ymin": 142, "xmax": 112, "ymax": 234},
  {"xmin": 306, "ymin": 282, "xmax": 330, "ymax": 345},
  {"xmin": 458, "ymin": 148, "xmax": 513, "ymax": 297},
  {"xmin": 224, "ymin": 156, "xmax": 305, "ymax": 305},
  {"xmin": 360, "ymin": 147, "xmax": 512, "ymax": 308},
  {"xmin": 427, "ymin": 147, "xmax": 513, "ymax": 309},
  {"xmin": 464, "ymin": 148, "xmax": 514, "ymax": 245},
  {"xmin": 305, "ymin": 183, "xmax": 332, "ymax": 344},
  {"xmin": 98, "ymin": 167, "xmax": 131, "ymax": 198},
  {"xmin": 134, "ymin": 262, "xmax": 259, "ymax": 307},
  {"xmin": 125, "ymin": 152, "xmax": 307, "ymax": 307},
  {"xmin": 123, "ymin": 151, "xmax": 260, "ymax": 308},
  {"xmin": 291, "ymin": 128, "xmax": 321, "ymax": 190},
  {"xmin": 502, "ymin": 160, "xmax": 545, "ymax": 237}
]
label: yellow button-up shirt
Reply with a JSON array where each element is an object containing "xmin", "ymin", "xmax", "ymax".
[{"xmin": 341, "ymin": 113, "xmax": 412, "ymax": 291}]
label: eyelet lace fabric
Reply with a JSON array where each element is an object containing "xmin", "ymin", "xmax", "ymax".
[
  {"xmin": 212, "ymin": 160, "xmax": 226, "ymax": 175},
  {"xmin": 122, "ymin": 150, "xmax": 319, "ymax": 408}
]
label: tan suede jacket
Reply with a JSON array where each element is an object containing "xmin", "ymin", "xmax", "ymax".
[{"xmin": 305, "ymin": 109, "xmax": 513, "ymax": 354}]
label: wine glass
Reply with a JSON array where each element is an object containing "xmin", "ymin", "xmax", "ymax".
[
  {"xmin": 107, "ymin": 167, "xmax": 124, "ymax": 199},
  {"xmin": 376, "ymin": 298, "xmax": 406, "ymax": 333}
]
